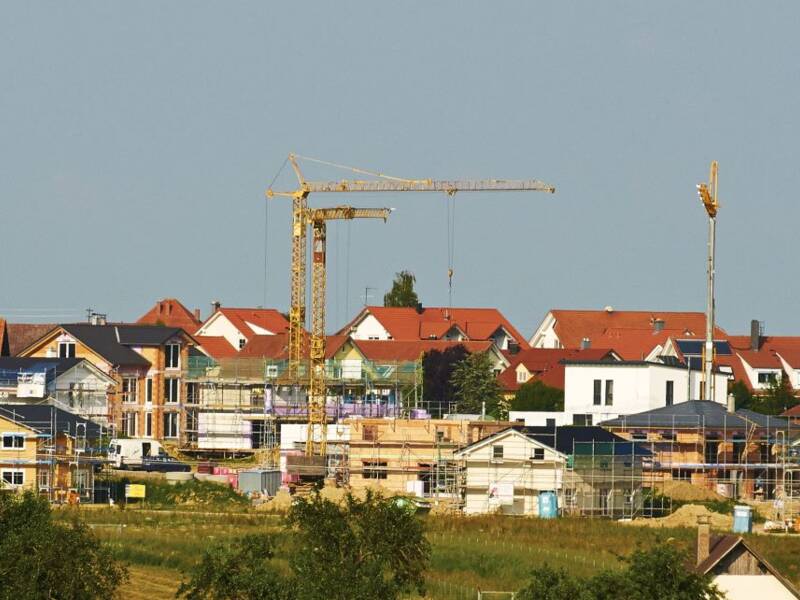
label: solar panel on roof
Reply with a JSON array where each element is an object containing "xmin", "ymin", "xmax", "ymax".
[{"xmin": 676, "ymin": 339, "xmax": 732, "ymax": 356}]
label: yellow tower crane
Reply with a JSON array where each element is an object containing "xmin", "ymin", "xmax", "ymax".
[
  {"xmin": 697, "ymin": 161, "xmax": 719, "ymax": 402},
  {"xmin": 267, "ymin": 153, "xmax": 556, "ymax": 457}
]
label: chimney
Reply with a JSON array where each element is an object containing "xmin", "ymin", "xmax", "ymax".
[
  {"xmin": 415, "ymin": 302, "xmax": 424, "ymax": 314},
  {"xmin": 194, "ymin": 308, "xmax": 201, "ymax": 321},
  {"xmin": 212, "ymin": 300, "xmax": 221, "ymax": 315},
  {"xmin": 727, "ymin": 393, "xmax": 735, "ymax": 413},
  {"xmin": 88, "ymin": 312, "xmax": 107, "ymax": 326},
  {"xmin": 750, "ymin": 320, "xmax": 761, "ymax": 351},
  {"xmin": 581, "ymin": 337, "xmax": 591, "ymax": 350},
  {"xmin": 653, "ymin": 318, "xmax": 665, "ymax": 333},
  {"xmin": 696, "ymin": 515, "xmax": 711, "ymax": 564}
]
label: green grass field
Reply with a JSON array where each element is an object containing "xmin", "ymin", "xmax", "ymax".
[{"xmin": 57, "ymin": 506, "xmax": 800, "ymax": 600}]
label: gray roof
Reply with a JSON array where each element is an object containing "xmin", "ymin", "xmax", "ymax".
[
  {"xmin": 600, "ymin": 401, "xmax": 791, "ymax": 430},
  {"xmin": 61, "ymin": 324, "xmax": 182, "ymax": 367},
  {"xmin": 0, "ymin": 404, "xmax": 103, "ymax": 439}
]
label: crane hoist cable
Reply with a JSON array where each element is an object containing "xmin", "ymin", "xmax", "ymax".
[
  {"xmin": 446, "ymin": 191, "xmax": 457, "ymax": 307},
  {"xmin": 263, "ymin": 156, "xmax": 289, "ymax": 308}
]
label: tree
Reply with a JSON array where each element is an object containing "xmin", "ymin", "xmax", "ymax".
[
  {"xmin": 423, "ymin": 345, "xmax": 470, "ymax": 417},
  {"xmin": 517, "ymin": 544, "xmax": 724, "ymax": 600},
  {"xmin": 730, "ymin": 379, "xmax": 754, "ymax": 410},
  {"xmin": 751, "ymin": 370, "xmax": 799, "ymax": 415},
  {"xmin": 0, "ymin": 492, "xmax": 128, "ymax": 600},
  {"xmin": 383, "ymin": 270, "xmax": 419, "ymax": 308},
  {"xmin": 287, "ymin": 492, "xmax": 430, "ymax": 600},
  {"xmin": 511, "ymin": 379, "xmax": 564, "ymax": 412},
  {"xmin": 450, "ymin": 351, "xmax": 503, "ymax": 417},
  {"xmin": 177, "ymin": 534, "xmax": 294, "ymax": 600}
]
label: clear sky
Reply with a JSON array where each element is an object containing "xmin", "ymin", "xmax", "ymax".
[{"xmin": 2, "ymin": 2, "xmax": 799, "ymax": 337}]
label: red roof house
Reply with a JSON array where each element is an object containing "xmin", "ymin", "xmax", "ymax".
[{"xmin": 136, "ymin": 298, "xmax": 202, "ymax": 333}]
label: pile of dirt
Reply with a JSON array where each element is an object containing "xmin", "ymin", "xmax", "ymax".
[
  {"xmin": 660, "ymin": 480, "xmax": 727, "ymax": 502},
  {"xmin": 628, "ymin": 503, "xmax": 732, "ymax": 529},
  {"xmin": 256, "ymin": 489, "xmax": 294, "ymax": 513}
]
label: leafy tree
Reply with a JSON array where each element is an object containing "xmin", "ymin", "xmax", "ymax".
[
  {"xmin": 450, "ymin": 351, "xmax": 503, "ymax": 417},
  {"xmin": 383, "ymin": 270, "xmax": 419, "ymax": 308},
  {"xmin": 0, "ymin": 492, "xmax": 128, "ymax": 600},
  {"xmin": 287, "ymin": 492, "xmax": 430, "ymax": 600},
  {"xmin": 750, "ymin": 370, "xmax": 799, "ymax": 415},
  {"xmin": 423, "ymin": 345, "xmax": 469, "ymax": 417},
  {"xmin": 177, "ymin": 534, "xmax": 294, "ymax": 600},
  {"xmin": 517, "ymin": 544, "xmax": 724, "ymax": 600},
  {"xmin": 730, "ymin": 379, "xmax": 754, "ymax": 410},
  {"xmin": 511, "ymin": 379, "xmax": 564, "ymax": 412}
]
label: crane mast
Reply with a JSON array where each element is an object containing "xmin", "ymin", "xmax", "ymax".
[
  {"xmin": 697, "ymin": 161, "xmax": 719, "ymax": 402},
  {"xmin": 267, "ymin": 153, "xmax": 556, "ymax": 458}
]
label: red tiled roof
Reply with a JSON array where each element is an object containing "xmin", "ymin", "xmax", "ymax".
[
  {"xmin": 214, "ymin": 308, "xmax": 289, "ymax": 340},
  {"xmin": 195, "ymin": 336, "xmax": 238, "ymax": 360},
  {"xmin": 351, "ymin": 339, "xmax": 494, "ymax": 362},
  {"xmin": 782, "ymin": 404, "xmax": 800, "ymax": 417},
  {"xmin": 545, "ymin": 310, "xmax": 727, "ymax": 361},
  {"xmin": 0, "ymin": 319, "xmax": 7, "ymax": 355},
  {"xmin": 736, "ymin": 349, "xmax": 783, "ymax": 370},
  {"xmin": 6, "ymin": 323, "xmax": 58, "ymax": 356},
  {"xmin": 340, "ymin": 306, "xmax": 529, "ymax": 348},
  {"xmin": 497, "ymin": 347, "xmax": 617, "ymax": 392},
  {"xmin": 239, "ymin": 333, "xmax": 346, "ymax": 360},
  {"xmin": 137, "ymin": 298, "xmax": 202, "ymax": 333}
]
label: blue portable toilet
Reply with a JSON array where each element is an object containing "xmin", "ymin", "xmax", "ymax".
[
  {"xmin": 732, "ymin": 505, "xmax": 753, "ymax": 533},
  {"xmin": 538, "ymin": 491, "xmax": 558, "ymax": 519}
]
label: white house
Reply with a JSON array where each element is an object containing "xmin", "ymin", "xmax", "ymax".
[
  {"xmin": 455, "ymin": 428, "xmax": 565, "ymax": 515},
  {"xmin": 195, "ymin": 307, "xmax": 290, "ymax": 351},
  {"xmin": 562, "ymin": 360, "xmax": 729, "ymax": 426}
]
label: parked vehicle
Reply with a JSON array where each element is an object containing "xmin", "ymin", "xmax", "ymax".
[{"xmin": 107, "ymin": 438, "xmax": 191, "ymax": 472}]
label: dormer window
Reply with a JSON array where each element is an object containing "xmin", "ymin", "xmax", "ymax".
[
  {"xmin": 517, "ymin": 371, "xmax": 528, "ymax": 384},
  {"xmin": 58, "ymin": 342, "xmax": 75, "ymax": 358}
]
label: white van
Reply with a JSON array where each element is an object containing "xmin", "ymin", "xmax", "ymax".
[{"xmin": 107, "ymin": 438, "xmax": 166, "ymax": 469}]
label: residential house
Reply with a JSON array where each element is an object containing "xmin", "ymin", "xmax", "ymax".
[
  {"xmin": 18, "ymin": 324, "xmax": 196, "ymax": 444},
  {"xmin": 694, "ymin": 519, "xmax": 800, "ymax": 599},
  {"xmin": 529, "ymin": 308, "xmax": 727, "ymax": 359},
  {"xmin": 339, "ymin": 305, "xmax": 529, "ymax": 351},
  {"xmin": 137, "ymin": 298, "xmax": 202, "ymax": 333},
  {"xmin": 194, "ymin": 305, "xmax": 289, "ymax": 352},
  {"xmin": 562, "ymin": 359, "xmax": 729, "ymax": 425},
  {"xmin": 601, "ymin": 401, "xmax": 795, "ymax": 499},
  {"xmin": 345, "ymin": 417, "xmax": 511, "ymax": 497},
  {"xmin": 1, "ymin": 322, "xmax": 57, "ymax": 357},
  {"xmin": 455, "ymin": 425, "xmax": 646, "ymax": 517},
  {"xmin": 0, "ymin": 357, "xmax": 116, "ymax": 423},
  {"xmin": 0, "ymin": 404, "xmax": 103, "ymax": 501}
]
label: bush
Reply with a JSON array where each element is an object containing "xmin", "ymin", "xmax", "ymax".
[{"xmin": 0, "ymin": 492, "xmax": 128, "ymax": 599}]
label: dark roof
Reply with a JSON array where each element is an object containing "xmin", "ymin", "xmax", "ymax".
[
  {"xmin": 517, "ymin": 425, "xmax": 650, "ymax": 456},
  {"xmin": 600, "ymin": 401, "xmax": 791, "ymax": 430},
  {"xmin": 60, "ymin": 325, "xmax": 154, "ymax": 367},
  {"xmin": 5, "ymin": 323, "xmax": 58, "ymax": 356},
  {"xmin": 0, "ymin": 404, "xmax": 103, "ymax": 439},
  {"xmin": 695, "ymin": 535, "xmax": 800, "ymax": 598}
]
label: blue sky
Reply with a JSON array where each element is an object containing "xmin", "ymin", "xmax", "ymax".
[{"xmin": 2, "ymin": 2, "xmax": 799, "ymax": 337}]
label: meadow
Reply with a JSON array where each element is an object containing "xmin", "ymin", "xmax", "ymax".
[{"xmin": 56, "ymin": 505, "xmax": 800, "ymax": 600}]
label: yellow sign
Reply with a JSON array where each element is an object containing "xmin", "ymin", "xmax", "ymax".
[{"xmin": 125, "ymin": 484, "xmax": 146, "ymax": 499}]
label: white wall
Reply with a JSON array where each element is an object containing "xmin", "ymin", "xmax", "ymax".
[
  {"xmin": 529, "ymin": 312, "xmax": 561, "ymax": 349},
  {"xmin": 196, "ymin": 313, "xmax": 246, "ymax": 349},
  {"xmin": 198, "ymin": 412, "xmax": 252, "ymax": 450},
  {"xmin": 564, "ymin": 363, "xmax": 728, "ymax": 423},
  {"xmin": 713, "ymin": 575, "xmax": 797, "ymax": 600},
  {"xmin": 508, "ymin": 411, "xmax": 572, "ymax": 427},
  {"xmin": 350, "ymin": 314, "xmax": 391, "ymax": 340}
]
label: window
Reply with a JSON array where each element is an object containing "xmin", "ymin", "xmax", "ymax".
[
  {"xmin": 122, "ymin": 377, "xmax": 138, "ymax": 403},
  {"xmin": 122, "ymin": 412, "xmax": 138, "ymax": 437},
  {"xmin": 238, "ymin": 338, "xmax": 247, "ymax": 350},
  {"xmin": 2, "ymin": 433, "xmax": 25, "ymax": 449},
  {"xmin": 665, "ymin": 380, "xmax": 674, "ymax": 406},
  {"xmin": 517, "ymin": 370, "xmax": 528, "ymax": 383},
  {"xmin": 604, "ymin": 380, "xmax": 614, "ymax": 406},
  {"xmin": 546, "ymin": 418, "xmax": 556, "ymax": 428},
  {"xmin": 362, "ymin": 460, "xmax": 387, "ymax": 479},
  {"xmin": 532, "ymin": 447, "xmax": 545, "ymax": 461},
  {"xmin": 1, "ymin": 470, "xmax": 23, "ymax": 486},
  {"xmin": 165, "ymin": 378, "xmax": 180, "ymax": 403},
  {"xmin": 165, "ymin": 344, "xmax": 180, "ymax": 369},
  {"xmin": 573, "ymin": 414, "xmax": 593, "ymax": 426},
  {"xmin": 186, "ymin": 382, "xmax": 199, "ymax": 403},
  {"xmin": 492, "ymin": 445, "xmax": 504, "ymax": 460},
  {"xmin": 145, "ymin": 378, "xmax": 153, "ymax": 404},
  {"xmin": 593, "ymin": 379, "xmax": 602, "ymax": 405},
  {"xmin": 37, "ymin": 468, "xmax": 50, "ymax": 490},
  {"xmin": 266, "ymin": 365, "xmax": 279, "ymax": 378},
  {"xmin": 632, "ymin": 432, "xmax": 647, "ymax": 442},
  {"xmin": 363, "ymin": 425, "xmax": 378, "ymax": 442},
  {"xmin": 164, "ymin": 413, "xmax": 179, "ymax": 438},
  {"xmin": 58, "ymin": 341, "xmax": 75, "ymax": 358},
  {"xmin": 145, "ymin": 413, "xmax": 153, "ymax": 437},
  {"xmin": 757, "ymin": 371, "xmax": 777, "ymax": 384}
]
